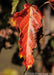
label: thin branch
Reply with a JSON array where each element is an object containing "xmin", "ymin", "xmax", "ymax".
[
  {"xmin": 23, "ymin": 69, "xmax": 27, "ymax": 75},
  {"xmin": 39, "ymin": 1, "xmax": 49, "ymax": 9},
  {"xmin": 43, "ymin": 32, "xmax": 54, "ymax": 37}
]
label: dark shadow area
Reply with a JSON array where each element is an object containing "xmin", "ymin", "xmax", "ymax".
[
  {"xmin": 0, "ymin": 36, "xmax": 5, "ymax": 52},
  {"xmin": 36, "ymin": 27, "xmax": 43, "ymax": 52},
  {"xmin": 37, "ymin": 27, "xmax": 54, "ymax": 72},
  {"xmin": 12, "ymin": 48, "xmax": 24, "ymax": 66},
  {"xmin": 42, "ymin": 37, "xmax": 54, "ymax": 72},
  {"xmin": 0, "ymin": 27, "xmax": 17, "ymax": 51}
]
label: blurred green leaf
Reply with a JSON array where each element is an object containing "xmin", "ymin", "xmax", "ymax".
[
  {"xmin": 50, "ymin": 36, "xmax": 54, "ymax": 49},
  {"xmin": 51, "ymin": 40, "xmax": 54, "ymax": 49},
  {"xmin": 11, "ymin": 0, "xmax": 19, "ymax": 14}
]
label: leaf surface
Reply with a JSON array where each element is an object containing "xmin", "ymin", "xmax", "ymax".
[{"xmin": 11, "ymin": 3, "xmax": 42, "ymax": 70}]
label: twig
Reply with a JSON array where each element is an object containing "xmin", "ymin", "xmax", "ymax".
[
  {"xmin": 43, "ymin": 32, "xmax": 54, "ymax": 36},
  {"xmin": 23, "ymin": 69, "xmax": 27, "ymax": 75},
  {"xmin": 39, "ymin": 1, "xmax": 49, "ymax": 9}
]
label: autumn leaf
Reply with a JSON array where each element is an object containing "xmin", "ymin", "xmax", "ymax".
[{"xmin": 11, "ymin": 3, "xmax": 42, "ymax": 70}]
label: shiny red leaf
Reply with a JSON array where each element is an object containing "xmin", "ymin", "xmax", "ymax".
[{"xmin": 11, "ymin": 3, "xmax": 43, "ymax": 70}]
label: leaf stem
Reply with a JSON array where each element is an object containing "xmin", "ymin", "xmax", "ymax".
[{"xmin": 23, "ymin": 69, "xmax": 27, "ymax": 75}]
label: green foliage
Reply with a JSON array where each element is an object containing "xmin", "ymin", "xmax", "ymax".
[
  {"xmin": 50, "ymin": 36, "xmax": 54, "ymax": 49},
  {"xmin": 16, "ymin": 0, "xmax": 36, "ymax": 11},
  {"xmin": 11, "ymin": 0, "xmax": 19, "ymax": 14},
  {"xmin": 51, "ymin": 39, "xmax": 54, "ymax": 49},
  {"xmin": 27, "ymin": 0, "xmax": 36, "ymax": 4}
]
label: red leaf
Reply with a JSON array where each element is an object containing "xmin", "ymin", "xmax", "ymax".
[
  {"xmin": 49, "ymin": 0, "xmax": 54, "ymax": 2},
  {"xmin": 11, "ymin": 3, "xmax": 42, "ymax": 70}
]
